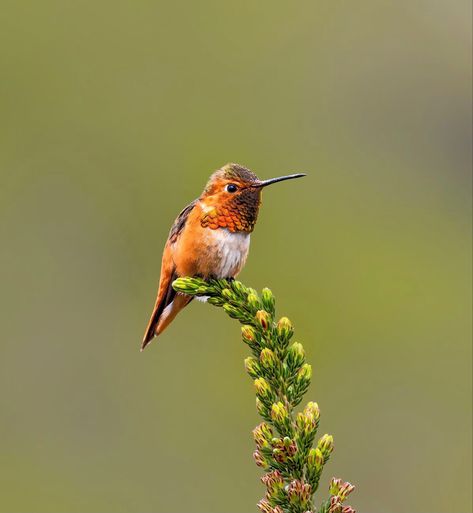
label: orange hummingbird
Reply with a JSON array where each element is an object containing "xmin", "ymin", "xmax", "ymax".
[{"xmin": 142, "ymin": 163, "xmax": 305, "ymax": 350}]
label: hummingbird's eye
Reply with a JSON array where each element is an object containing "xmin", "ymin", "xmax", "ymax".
[{"xmin": 225, "ymin": 183, "xmax": 238, "ymax": 193}]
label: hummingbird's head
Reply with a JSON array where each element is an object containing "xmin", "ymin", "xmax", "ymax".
[{"xmin": 200, "ymin": 163, "xmax": 305, "ymax": 233}]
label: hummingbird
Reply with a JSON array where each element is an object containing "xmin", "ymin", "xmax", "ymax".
[{"xmin": 142, "ymin": 163, "xmax": 305, "ymax": 350}]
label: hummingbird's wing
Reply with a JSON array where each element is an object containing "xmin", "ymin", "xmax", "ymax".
[
  {"xmin": 141, "ymin": 200, "xmax": 197, "ymax": 350},
  {"xmin": 168, "ymin": 200, "xmax": 198, "ymax": 243}
]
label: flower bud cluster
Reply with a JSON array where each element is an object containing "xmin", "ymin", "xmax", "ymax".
[
  {"xmin": 245, "ymin": 356, "xmax": 262, "ymax": 379},
  {"xmin": 261, "ymin": 288, "xmax": 276, "ymax": 316},
  {"xmin": 287, "ymin": 479, "xmax": 312, "ymax": 509},
  {"xmin": 296, "ymin": 402, "xmax": 320, "ymax": 450},
  {"xmin": 284, "ymin": 340, "xmax": 311, "ymax": 406},
  {"xmin": 317, "ymin": 434, "xmax": 334, "ymax": 461},
  {"xmin": 276, "ymin": 316, "xmax": 294, "ymax": 348},
  {"xmin": 255, "ymin": 378, "xmax": 275, "ymax": 406},
  {"xmin": 229, "ymin": 278, "xmax": 247, "ymax": 298},
  {"xmin": 290, "ymin": 363, "xmax": 312, "ymax": 403},
  {"xmin": 329, "ymin": 478, "xmax": 355, "ymax": 501},
  {"xmin": 247, "ymin": 291, "xmax": 262, "ymax": 312},
  {"xmin": 270, "ymin": 402, "xmax": 292, "ymax": 437},
  {"xmin": 306, "ymin": 447, "xmax": 324, "ymax": 491},
  {"xmin": 221, "ymin": 287, "xmax": 235, "ymax": 301},
  {"xmin": 260, "ymin": 348, "xmax": 278, "ymax": 376},
  {"xmin": 261, "ymin": 470, "xmax": 284, "ymax": 500},
  {"xmin": 323, "ymin": 477, "xmax": 356, "ymax": 513},
  {"xmin": 171, "ymin": 278, "xmax": 355, "ymax": 513},
  {"xmin": 286, "ymin": 342, "xmax": 305, "ymax": 373},
  {"xmin": 223, "ymin": 302, "xmax": 247, "ymax": 322},
  {"xmin": 271, "ymin": 436, "xmax": 297, "ymax": 464},
  {"xmin": 253, "ymin": 422, "xmax": 274, "ymax": 450}
]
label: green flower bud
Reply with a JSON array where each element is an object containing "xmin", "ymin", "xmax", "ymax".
[
  {"xmin": 254, "ymin": 377, "xmax": 272, "ymax": 402},
  {"xmin": 241, "ymin": 325, "xmax": 256, "ymax": 343},
  {"xmin": 282, "ymin": 436, "xmax": 297, "ymax": 456},
  {"xmin": 244, "ymin": 357, "xmax": 261, "ymax": 379},
  {"xmin": 308, "ymin": 447, "xmax": 324, "ymax": 471},
  {"xmin": 296, "ymin": 401, "xmax": 320, "ymax": 442},
  {"xmin": 290, "ymin": 364, "xmax": 312, "ymax": 404},
  {"xmin": 230, "ymin": 279, "xmax": 246, "ymax": 297},
  {"xmin": 271, "ymin": 436, "xmax": 298, "ymax": 462},
  {"xmin": 256, "ymin": 310, "xmax": 270, "ymax": 330},
  {"xmin": 247, "ymin": 292, "xmax": 261, "ymax": 311},
  {"xmin": 270, "ymin": 402, "xmax": 292, "ymax": 436},
  {"xmin": 276, "ymin": 316, "xmax": 294, "ymax": 343},
  {"xmin": 329, "ymin": 478, "xmax": 342, "ymax": 496},
  {"xmin": 260, "ymin": 348, "xmax": 277, "ymax": 371},
  {"xmin": 306, "ymin": 446, "xmax": 325, "ymax": 492},
  {"xmin": 270, "ymin": 402, "xmax": 288, "ymax": 423},
  {"xmin": 287, "ymin": 342, "xmax": 305, "ymax": 372},
  {"xmin": 223, "ymin": 303, "xmax": 242, "ymax": 319},
  {"xmin": 214, "ymin": 278, "xmax": 228, "ymax": 289},
  {"xmin": 261, "ymin": 288, "xmax": 275, "ymax": 315},
  {"xmin": 172, "ymin": 277, "xmax": 201, "ymax": 294},
  {"xmin": 221, "ymin": 288, "xmax": 235, "ymax": 301},
  {"xmin": 317, "ymin": 434, "xmax": 334, "ymax": 459},
  {"xmin": 304, "ymin": 401, "xmax": 320, "ymax": 422},
  {"xmin": 207, "ymin": 296, "xmax": 225, "ymax": 306},
  {"xmin": 297, "ymin": 363, "xmax": 312, "ymax": 381},
  {"xmin": 254, "ymin": 377, "xmax": 269, "ymax": 392},
  {"xmin": 253, "ymin": 422, "xmax": 273, "ymax": 449}
]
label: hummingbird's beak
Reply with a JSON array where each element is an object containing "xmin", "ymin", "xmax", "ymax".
[{"xmin": 251, "ymin": 173, "xmax": 306, "ymax": 188}]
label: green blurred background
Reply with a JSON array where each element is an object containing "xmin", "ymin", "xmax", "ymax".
[{"xmin": 0, "ymin": 1, "xmax": 471, "ymax": 512}]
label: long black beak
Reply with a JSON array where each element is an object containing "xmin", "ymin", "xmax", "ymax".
[{"xmin": 251, "ymin": 173, "xmax": 306, "ymax": 188}]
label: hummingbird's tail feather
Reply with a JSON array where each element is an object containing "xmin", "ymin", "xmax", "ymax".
[
  {"xmin": 142, "ymin": 265, "xmax": 178, "ymax": 350},
  {"xmin": 155, "ymin": 294, "xmax": 193, "ymax": 335},
  {"xmin": 141, "ymin": 291, "xmax": 193, "ymax": 351}
]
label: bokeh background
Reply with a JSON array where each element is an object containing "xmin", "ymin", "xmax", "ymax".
[{"xmin": 0, "ymin": 1, "xmax": 471, "ymax": 512}]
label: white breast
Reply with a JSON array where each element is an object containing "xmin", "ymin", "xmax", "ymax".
[{"xmin": 207, "ymin": 229, "xmax": 250, "ymax": 278}]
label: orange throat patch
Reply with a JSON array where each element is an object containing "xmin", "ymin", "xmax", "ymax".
[
  {"xmin": 200, "ymin": 196, "xmax": 261, "ymax": 233},
  {"xmin": 200, "ymin": 205, "xmax": 254, "ymax": 233}
]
